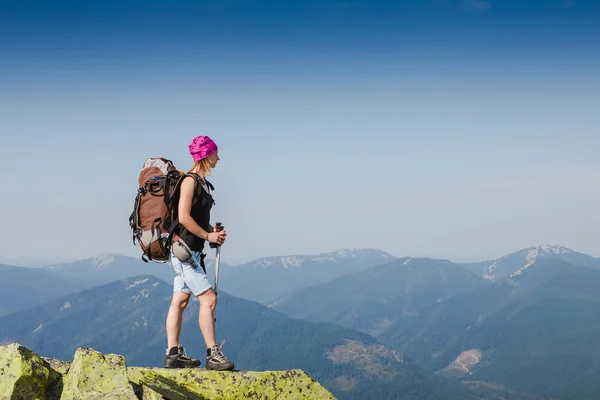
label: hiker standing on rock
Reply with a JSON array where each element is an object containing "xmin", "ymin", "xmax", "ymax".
[{"xmin": 164, "ymin": 135, "xmax": 235, "ymax": 371}]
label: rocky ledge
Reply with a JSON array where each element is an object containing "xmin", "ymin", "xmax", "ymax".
[{"xmin": 0, "ymin": 343, "xmax": 336, "ymax": 400}]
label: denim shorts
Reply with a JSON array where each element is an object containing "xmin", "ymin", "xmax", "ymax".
[{"xmin": 169, "ymin": 251, "xmax": 213, "ymax": 296}]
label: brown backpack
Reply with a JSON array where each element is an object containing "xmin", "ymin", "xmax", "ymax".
[{"xmin": 129, "ymin": 158, "xmax": 188, "ymax": 263}]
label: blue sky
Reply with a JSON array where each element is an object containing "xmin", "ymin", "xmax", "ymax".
[{"xmin": 1, "ymin": 0, "xmax": 599, "ymax": 264}]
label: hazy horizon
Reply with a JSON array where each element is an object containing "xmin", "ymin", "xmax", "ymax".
[
  {"xmin": 1, "ymin": 0, "xmax": 599, "ymax": 263},
  {"xmin": 0, "ymin": 242, "xmax": 597, "ymax": 269}
]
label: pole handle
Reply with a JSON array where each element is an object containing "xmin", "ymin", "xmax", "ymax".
[{"xmin": 209, "ymin": 222, "xmax": 223, "ymax": 248}]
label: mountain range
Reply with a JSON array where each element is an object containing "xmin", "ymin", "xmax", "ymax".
[
  {"xmin": 2, "ymin": 244, "xmax": 600, "ymax": 400},
  {"xmin": 7, "ymin": 245, "xmax": 593, "ymax": 309},
  {"xmin": 0, "ymin": 275, "xmax": 476, "ymax": 400},
  {"xmin": 248, "ymin": 244, "xmax": 600, "ymax": 400},
  {"xmin": 378, "ymin": 258, "xmax": 600, "ymax": 400},
  {"xmin": 6, "ymin": 248, "xmax": 396, "ymax": 307},
  {"xmin": 0, "ymin": 264, "xmax": 87, "ymax": 317},
  {"xmin": 218, "ymin": 248, "xmax": 397, "ymax": 304},
  {"xmin": 270, "ymin": 257, "xmax": 489, "ymax": 336},
  {"xmin": 41, "ymin": 253, "xmax": 216, "ymax": 287},
  {"xmin": 461, "ymin": 244, "xmax": 600, "ymax": 281},
  {"xmin": 0, "ymin": 248, "xmax": 396, "ymax": 319}
]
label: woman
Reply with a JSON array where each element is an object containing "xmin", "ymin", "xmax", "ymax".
[{"xmin": 163, "ymin": 135, "xmax": 234, "ymax": 371}]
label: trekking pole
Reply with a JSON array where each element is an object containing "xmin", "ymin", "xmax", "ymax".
[{"xmin": 210, "ymin": 222, "xmax": 223, "ymax": 322}]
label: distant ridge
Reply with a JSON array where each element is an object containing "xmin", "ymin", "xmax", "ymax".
[
  {"xmin": 218, "ymin": 248, "xmax": 397, "ymax": 304},
  {"xmin": 461, "ymin": 244, "xmax": 600, "ymax": 281}
]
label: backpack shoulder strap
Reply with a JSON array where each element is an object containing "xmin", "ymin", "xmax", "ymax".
[
  {"xmin": 172, "ymin": 173, "xmax": 199, "ymax": 197},
  {"xmin": 186, "ymin": 172, "xmax": 214, "ymax": 193},
  {"xmin": 166, "ymin": 173, "xmax": 203, "ymax": 237}
]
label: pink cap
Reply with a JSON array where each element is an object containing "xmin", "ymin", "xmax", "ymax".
[{"xmin": 188, "ymin": 135, "xmax": 218, "ymax": 161}]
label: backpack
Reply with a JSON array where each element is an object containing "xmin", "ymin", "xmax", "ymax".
[{"xmin": 129, "ymin": 158, "xmax": 187, "ymax": 263}]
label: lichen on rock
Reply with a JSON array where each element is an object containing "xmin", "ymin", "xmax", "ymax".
[
  {"xmin": 0, "ymin": 343, "xmax": 62, "ymax": 400},
  {"xmin": 129, "ymin": 367, "xmax": 336, "ymax": 400},
  {"xmin": 127, "ymin": 368, "xmax": 163, "ymax": 400},
  {"xmin": 1, "ymin": 344, "xmax": 337, "ymax": 400},
  {"xmin": 60, "ymin": 347, "xmax": 138, "ymax": 400}
]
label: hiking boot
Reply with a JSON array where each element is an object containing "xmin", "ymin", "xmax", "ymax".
[
  {"xmin": 206, "ymin": 341, "xmax": 234, "ymax": 371},
  {"xmin": 164, "ymin": 345, "xmax": 201, "ymax": 368}
]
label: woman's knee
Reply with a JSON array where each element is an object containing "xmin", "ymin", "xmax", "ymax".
[
  {"xmin": 171, "ymin": 293, "xmax": 190, "ymax": 309},
  {"xmin": 198, "ymin": 289, "xmax": 217, "ymax": 310}
]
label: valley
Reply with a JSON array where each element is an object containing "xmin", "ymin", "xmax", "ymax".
[{"xmin": 2, "ymin": 244, "xmax": 599, "ymax": 400}]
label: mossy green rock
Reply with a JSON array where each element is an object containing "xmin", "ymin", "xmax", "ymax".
[
  {"xmin": 126, "ymin": 368, "xmax": 167, "ymax": 400},
  {"xmin": 128, "ymin": 367, "xmax": 336, "ymax": 400},
  {"xmin": 0, "ymin": 343, "xmax": 62, "ymax": 400},
  {"xmin": 60, "ymin": 347, "xmax": 138, "ymax": 400},
  {"xmin": 1, "ymin": 344, "xmax": 337, "ymax": 400}
]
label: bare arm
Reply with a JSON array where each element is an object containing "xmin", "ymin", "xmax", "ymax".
[{"xmin": 178, "ymin": 176, "xmax": 210, "ymax": 241}]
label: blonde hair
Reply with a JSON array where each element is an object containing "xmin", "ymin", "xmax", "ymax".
[{"xmin": 188, "ymin": 158, "xmax": 213, "ymax": 178}]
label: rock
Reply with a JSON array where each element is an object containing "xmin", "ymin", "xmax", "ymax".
[
  {"xmin": 42, "ymin": 358, "xmax": 71, "ymax": 375},
  {"xmin": 60, "ymin": 347, "xmax": 138, "ymax": 400},
  {"xmin": 127, "ymin": 368, "xmax": 165, "ymax": 400},
  {"xmin": 0, "ymin": 343, "xmax": 62, "ymax": 400},
  {"xmin": 129, "ymin": 367, "xmax": 337, "ymax": 400},
  {"xmin": 0, "ymin": 345, "xmax": 337, "ymax": 400}
]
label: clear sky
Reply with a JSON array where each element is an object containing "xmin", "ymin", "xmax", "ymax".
[{"xmin": 1, "ymin": 0, "xmax": 599, "ymax": 264}]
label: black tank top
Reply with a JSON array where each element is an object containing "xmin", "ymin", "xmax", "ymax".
[{"xmin": 176, "ymin": 174, "xmax": 215, "ymax": 252}]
